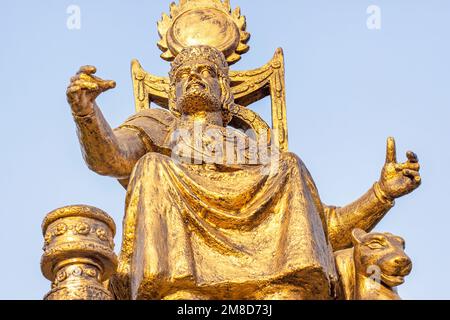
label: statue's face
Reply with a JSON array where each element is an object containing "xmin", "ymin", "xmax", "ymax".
[{"xmin": 173, "ymin": 59, "xmax": 222, "ymax": 115}]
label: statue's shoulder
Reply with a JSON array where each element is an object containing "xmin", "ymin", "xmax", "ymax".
[
  {"xmin": 124, "ymin": 108, "xmax": 177, "ymax": 127},
  {"xmin": 120, "ymin": 108, "xmax": 178, "ymax": 151}
]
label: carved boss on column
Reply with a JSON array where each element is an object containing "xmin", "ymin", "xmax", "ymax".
[{"xmin": 41, "ymin": 205, "xmax": 117, "ymax": 300}]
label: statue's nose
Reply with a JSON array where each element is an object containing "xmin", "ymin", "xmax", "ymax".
[{"xmin": 394, "ymin": 256, "xmax": 412, "ymax": 275}]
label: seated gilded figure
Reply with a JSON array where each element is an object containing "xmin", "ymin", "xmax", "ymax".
[{"xmin": 58, "ymin": 0, "xmax": 421, "ymax": 300}]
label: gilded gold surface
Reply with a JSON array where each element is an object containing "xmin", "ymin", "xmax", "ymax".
[
  {"xmin": 157, "ymin": 0, "xmax": 250, "ymax": 64},
  {"xmin": 131, "ymin": 47, "xmax": 287, "ymax": 150},
  {"xmin": 41, "ymin": 205, "xmax": 117, "ymax": 300},
  {"xmin": 335, "ymin": 229, "xmax": 412, "ymax": 300},
  {"xmin": 42, "ymin": 0, "xmax": 422, "ymax": 300}
]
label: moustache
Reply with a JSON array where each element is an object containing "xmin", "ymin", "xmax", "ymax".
[{"xmin": 184, "ymin": 79, "xmax": 209, "ymax": 93}]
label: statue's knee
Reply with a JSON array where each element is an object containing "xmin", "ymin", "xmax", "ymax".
[
  {"xmin": 281, "ymin": 152, "xmax": 303, "ymax": 166},
  {"xmin": 279, "ymin": 152, "xmax": 306, "ymax": 177}
]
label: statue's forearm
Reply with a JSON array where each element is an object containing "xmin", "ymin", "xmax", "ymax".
[
  {"xmin": 73, "ymin": 103, "xmax": 146, "ymax": 178},
  {"xmin": 326, "ymin": 183, "xmax": 394, "ymax": 251}
]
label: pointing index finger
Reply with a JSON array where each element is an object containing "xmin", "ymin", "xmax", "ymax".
[{"xmin": 386, "ymin": 137, "xmax": 397, "ymax": 164}]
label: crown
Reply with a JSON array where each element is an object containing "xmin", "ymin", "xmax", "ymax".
[
  {"xmin": 157, "ymin": 0, "xmax": 250, "ymax": 65},
  {"xmin": 170, "ymin": 45, "xmax": 229, "ymax": 78}
]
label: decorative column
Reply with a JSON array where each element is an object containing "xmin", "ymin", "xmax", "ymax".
[{"xmin": 41, "ymin": 205, "xmax": 118, "ymax": 300}]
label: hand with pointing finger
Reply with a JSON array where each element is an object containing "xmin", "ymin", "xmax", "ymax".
[
  {"xmin": 67, "ymin": 65, "xmax": 116, "ymax": 116},
  {"xmin": 378, "ymin": 137, "xmax": 421, "ymax": 200}
]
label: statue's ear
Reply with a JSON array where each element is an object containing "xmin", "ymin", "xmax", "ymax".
[{"xmin": 351, "ymin": 228, "xmax": 367, "ymax": 246}]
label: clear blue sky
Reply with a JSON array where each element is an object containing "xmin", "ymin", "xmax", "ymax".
[{"xmin": 0, "ymin": 0, "xmax": 449, "ymax": 299}]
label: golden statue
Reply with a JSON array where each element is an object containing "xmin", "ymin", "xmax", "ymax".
[{"xmin": 42, "ymin": 0, "xmax": 421, "ymax": 300}]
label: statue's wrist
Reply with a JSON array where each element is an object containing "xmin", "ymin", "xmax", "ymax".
[
  {"xmin": 373, "ymin": 182, "xmax": 395, "ymax": 207},
  {"xmin": 71, "ymin": 103, "xmax": 96, "ymax": 119}
]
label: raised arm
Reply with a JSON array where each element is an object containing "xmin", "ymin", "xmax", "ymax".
[
  {"xmin": 67, "ymin": 66, "xmax": 147, "ymax": 179},
  {"xmin": 325, "ymin": 137, "xmax": 421, "ymax": 251}
]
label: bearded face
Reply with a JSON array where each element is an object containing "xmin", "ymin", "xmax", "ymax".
[{"xmin": 173, "ymin": 60, "xmax": 223, "ymax": 116}]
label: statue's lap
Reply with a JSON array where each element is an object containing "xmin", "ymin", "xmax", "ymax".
[{"xmin": 118, "ymin": 152, "xmax": 337, "ymax": 299}]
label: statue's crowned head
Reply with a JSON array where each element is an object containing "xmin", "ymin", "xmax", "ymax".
[{"xmin": 169, "ymin": 45, "xmax": 234, "ymax": 124}]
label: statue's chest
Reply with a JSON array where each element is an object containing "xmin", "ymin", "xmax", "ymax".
[{"xmin": 169, "ymin": 124, "xmax": 260, "ymax": 165}]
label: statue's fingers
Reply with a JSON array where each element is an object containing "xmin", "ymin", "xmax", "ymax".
[
  {"xmin": 406, "ymin": 151, "xmax": 419, "ymax": 163},
  {"xmin": 78, "ymin": 73, "xmax": 115, "ymax": 91},
  {"xmin": 79, "ymin": 73, "xmax": 99, "ymax": 82},
  {"xmin": 402, "ymin": 169, "xmax": 421, "ymax": 183},
  {"xmin": 98, "ymin": 79, "xmax": 116, "ymax": 91},
  {"xmin": 71, "ymin": 80, "xmax": 99, "ymax": 91},
  {"xmin": 385, "ymin": 137, "xmax": 397, "ymax": 164},
  {"xmin": 70, "ymin": 75, "xmax": 80, "ymax": 83},
  {"xmin": 67, "ymin": 85, "xmax": 81, "ymax": 94},
  {"xmin": 395, "ymin": 162, "xmax": 420, "ymax": 171},
  {"xmin": 77, "ymin": 65, "xmax": 97, "ymax": 75},
  {"xmin": 402, "ymin": 169, "xmax": 419, "ymax": 177}
]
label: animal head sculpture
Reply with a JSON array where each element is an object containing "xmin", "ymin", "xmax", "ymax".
[{"xmin": 351, "ymin": 228, "xmax": 412, "ymax": 288}]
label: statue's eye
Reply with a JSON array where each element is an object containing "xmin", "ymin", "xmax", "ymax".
[
  {"xmin": 177, "ymin": 70, "xmax": 190, "ymax": 80},
  {"xmin": 367, "ymin": 241, "xmax": 385, "ymax": 250},
  {"xmin": 202, "ymin": 68, "xmax": 215, "ymax": 78}
]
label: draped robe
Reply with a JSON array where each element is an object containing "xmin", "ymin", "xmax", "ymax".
[{"xmin": 110, "ymin": 109, "xmax": 338, "ymax": 300}]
